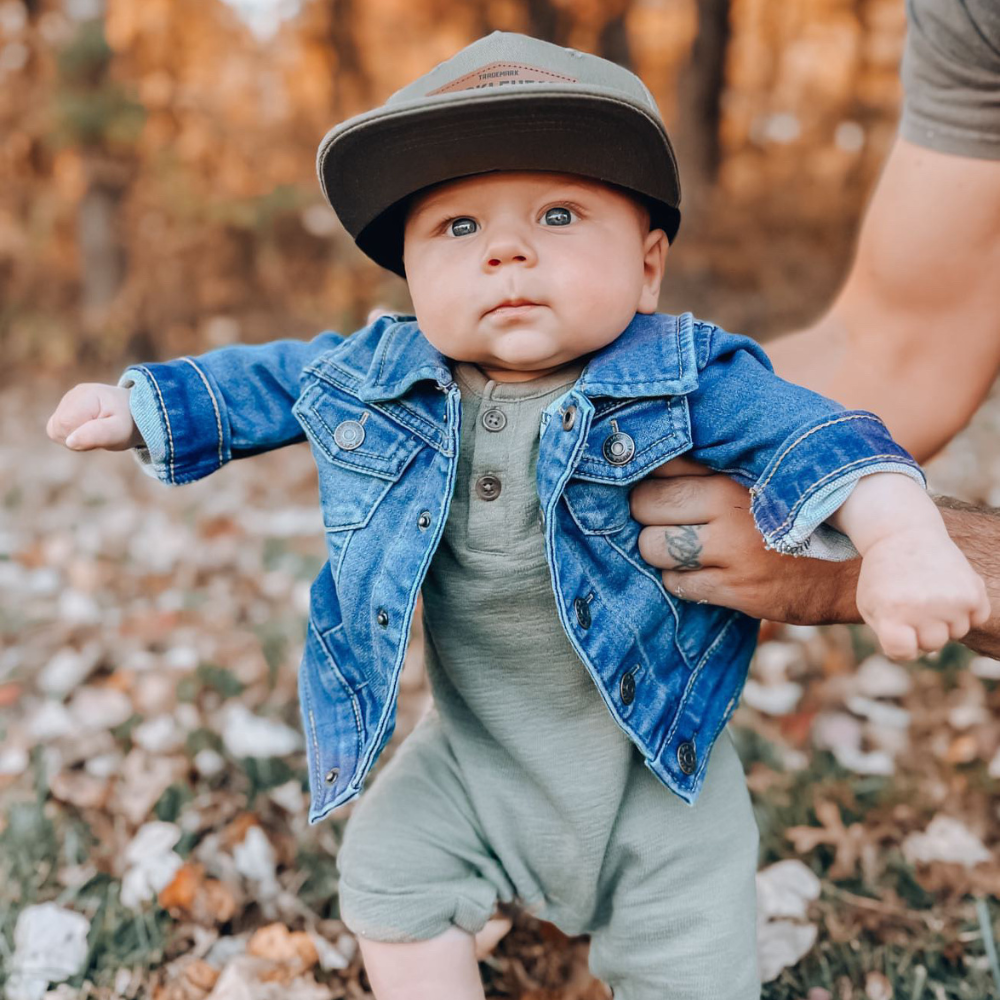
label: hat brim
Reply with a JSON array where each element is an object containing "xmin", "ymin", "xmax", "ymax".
[{"xmin": 317, "ymin": 90, "xmax": 682, "ymax": 277}]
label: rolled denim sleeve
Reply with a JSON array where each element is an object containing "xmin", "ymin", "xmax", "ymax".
[
  {"xmin": 116, "ymin": 331, "xmax": 345, "ymax": 486},
  {"xmin": 686, "ymin": 321, "xmax": 926, "ymax": 560}
]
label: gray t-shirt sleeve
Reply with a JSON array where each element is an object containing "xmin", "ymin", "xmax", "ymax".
[{"xmin": 900, "ymin": 0, "xmax": 1000, "ymax": 159}]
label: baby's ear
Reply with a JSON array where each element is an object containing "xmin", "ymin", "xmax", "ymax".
[{"xmin": 638, "ymin": 228, "xmax": 668, "ymax": 313}]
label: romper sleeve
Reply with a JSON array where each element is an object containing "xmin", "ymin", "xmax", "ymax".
[
  {"xmin": 684, "ymin": 320, "xmax": 926, "ymax": 560},
  {"xmin": 117, "ymin": 330, "xmax": 346, "ymax": 486}
]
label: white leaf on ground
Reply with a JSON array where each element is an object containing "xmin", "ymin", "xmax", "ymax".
[
  {"xmin": 812, "ymin": 712, "xmax": 863, "ymax": 754},
  {"xmin": 752, "ymin": 642, "xmax": 803, "ymax": 684},
  {"xmin": 194, "ymin": 748, "xmax": 227, "ymax": 777},
  {"xmin": 0, "ymin": 744, "xmax": 29, "ymax": 776},
  {"xmin": 854, "ymin": 655, "xmax": 912, "ymax": 699},
  {"xmin": 132, "ymin": 715, "xmax": 186, "ymax": 753},
  {"xmin": 112, "ymin": 749, "xmax": 186, "ymax": 826},
  {"xmin": 902, "ymin": 815, "xmax": 992, "ymax": 868},
  {"xmin": 38, "ymin": 643, "xmax": 102, "ymax": 697},
  {"xmin": 831, "ymin": 744, "xmax": 896, "ymax": 776},
  {"xmin": 946, "ymin": 702, "xmax": 988, "ymax": 731},
  {"xmin": 221, "ymin": 704, "xmax": 301, "ymax": 758},
  {"xmin": 756, "ymin": 859, "xmax": 821, "ymax": 920},
  {"xmin": 845, "ymin": 696, "xmax": 910, "ymax": 729},
  {"xmin": 27, "ymin": 701, "xmax": 73, "ymax": 742},
  {"xmin": 268, "ymin": 780, "xmax": 305, "ymax": 814},
  {"xmin": 205, "ymin": 958, "xmax": 333, "ymax": 1000},
  {"xmin": 6, "ymin": 903, "xmax": 90, "ymax": 1000},
  {"xmin": 68, "ymin": 686, "xmax": 132, "ymax": 731},
  {"xmin": 970, "ymin": 656, "xmax": 1000, "ymax": 680},
  {"xmin": 742, "ymin": 679, "xmax": 803, "ymax": 716},
  {"xmin": 233, "ymin": 826, "xmax": 280, "ymax": 900},
  {"xmin": 121, "ymin": 821, "xmax": 184, "ymax": 910},
  {"xmin": 757, "ymin": 919, "xmax": 818, "ymax": 983},
  {"xmin": 306, "ymin": 931, "xmax": 352, "ymax": 971}
]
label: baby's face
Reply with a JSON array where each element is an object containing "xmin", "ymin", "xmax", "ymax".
[{"xmin": 402, "ymin": 172, "xmax": 667, "ymax": 382}]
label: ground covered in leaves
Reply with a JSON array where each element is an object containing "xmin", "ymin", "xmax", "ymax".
[{"xmin": 3, "ymin": 378, "xmax": 1000, "ymax": 999}]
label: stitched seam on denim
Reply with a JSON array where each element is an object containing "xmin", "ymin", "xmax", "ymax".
[
  {"xmin": 562, "ymin": 490, "xmax": 628, "ymax": 536},
  {"xmin": 304, "ymin": 404, "xmax": 404, "ymax": 479},
  {"xmin": 303, "ymin": 622, "xmax": 324, "ymax": 796},
  {"xmin": 674, "ymin": 312, "xmax": 684, "ymax": 377},
  {"xmin": 372, "ymin": 398, "xmax": 447, "ymax": 454},
  {"xmin": 766, "ymin": 454, "xmax": 921, "ymax": 540},
  {"xmin": 663, "ymin": 614, "xmax": 736, "ymax": 754},
  {"xmin": 181, "ymin": 358, "xmax": 225, "ymax": 469},
  {"xmin": 133, "ymin": 365, "xmax": 176, "ymax": 484},
  {"xmin": 771, "ymin": 458, "xmax": 922, "ymax": 539},
  {"xmin": 755, "ymin": 413, "xmax": 884, "ymax": 495},
  {"xmin": 544, "ymin": 401, "xmax": 653, "ymax": 753},
  {"xmin": 603, "ymin": 534, "xmax": 685, "ymax": 667},
  {"xmin": 317, "ymin": 622, "xmax": 365, "ymax": 752},
  {"xmin": 352, "ymin": 388, "xmax": 462, "ymax": 784}
]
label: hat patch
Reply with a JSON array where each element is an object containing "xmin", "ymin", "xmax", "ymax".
[{"xmin": 429, "ymin": 61, "xmax": 577, "ymax": 95}]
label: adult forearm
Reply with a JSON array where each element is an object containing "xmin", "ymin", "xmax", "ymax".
[{"xmin": 935, "ymin": 497, "xmax": 1000, "ymax": 657}]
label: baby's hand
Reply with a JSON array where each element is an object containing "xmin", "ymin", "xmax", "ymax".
[
  {"xmin": 856, "ymin": 529, "xmax": 990, "ymax": 659},
  {"xmin": 46, "ymin": 383, "xmax": 143, "ymax": 451}
]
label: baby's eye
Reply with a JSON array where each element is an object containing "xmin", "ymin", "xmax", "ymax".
[
  {"xmin": 447, "ymin": 217, "xmax": 478, "ymax": 237},
  {"xmin": 541, "ymin": 206, "xmax": 575, "ymax": 227}
]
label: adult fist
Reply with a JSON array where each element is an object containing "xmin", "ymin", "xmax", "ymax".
[
  {"xmin": 629, "ymin": 456, "xmax": 861, "ymax": 625},
  {"xmin": 46, "ymin": 383, "xmax": 143, "ymax": 451}
]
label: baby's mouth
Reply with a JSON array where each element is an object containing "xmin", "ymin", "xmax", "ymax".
[{"xmin": 484, "ymin": 299, "xmax": 543, "ymax": 318}]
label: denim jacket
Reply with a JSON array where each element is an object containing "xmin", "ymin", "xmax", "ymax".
[{"xmin": 119, "ymin": 311, "xmax": 924, "ymax": 825}]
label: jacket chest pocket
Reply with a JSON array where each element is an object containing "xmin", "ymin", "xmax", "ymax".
[
  {"xmin": 563, "ymin": 396, "xmax": 692, "ymax": 534},
  {"xmin": 293, "ymin": 380, "xmax": 421, "ymax": 531}
]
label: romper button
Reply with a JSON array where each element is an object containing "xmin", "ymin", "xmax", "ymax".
[
  {"xmin": 324, "ymin": 767, "xmax": 339, "ymax": 784},
  {"xmin": 334, "ymin": 417, "xmax": 367, "ymax": 451},
  {"xmin": 475, "ymin": 474, "xmax": 502, "ymax": 501},
  {"xmin": 562, "ymin": 405, "xmax": 577, "ymax": 431},
  {"xmin": 619, "ymin": 670, "xmax": 636, "ymax": 705},
  {"xmin": 417, "ymin": 511, "xmax": 431, "ymax": 529},
  {"xmin": 573, "ymin": 597, "xmax": 591, "ymax": 629},
  {"xmin": 603, "ymin": 424, "xmax": 635, "ymax": 466},
  {"xmin": 376, "ymin": 608, "xmax": 389, "ymax": 627},
  {"xmin": 677, "ymin": 741, "xmax": 697, "ymax": 775},
  {"xmin": 481, "ymin": 407, "xmax": 507, "ymax": 432}
]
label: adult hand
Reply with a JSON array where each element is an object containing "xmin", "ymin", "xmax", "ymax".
[{"xmin": 630, "ymin": 457, "xmax": 861, "ymax": 625}]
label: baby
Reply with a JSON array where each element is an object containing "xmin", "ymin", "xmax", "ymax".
[{"xmin": 48, "ymin": 32, "xmax": 988, "ymax": 1000}]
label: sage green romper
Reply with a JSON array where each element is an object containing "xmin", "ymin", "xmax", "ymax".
[{"xmin": 336, "ymin": 361, "xmax": 761, "ymax": 999}]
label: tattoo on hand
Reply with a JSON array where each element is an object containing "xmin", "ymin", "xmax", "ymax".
[{"xmin": 665, "ymin": 525, "xmax": 702, "ymax": 571}]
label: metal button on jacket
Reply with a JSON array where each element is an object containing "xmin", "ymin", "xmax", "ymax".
[
  {"xmin": 324, "ymin": 767, "xmax": 339, "ymax": 784},
  {"xmin": 603, "ymin": 419, "xmax": 635, "ymax": 465},
  {"xmin": 376, "ymin": 608, "xmax": 389, "ymax": 627},
  {"xmin": 574, "ymin": 596, "xmax": 591, "ymax": 629},
  {"xmin": 481, "ymin": 407, "xmax": 507, "ymax": 432},
  {"xmin": 562, "ymin": 405, "xmax": 577, "ymax": 431},
  {"xmin": 620, "ymin": 670, "xmax": 636, "ymax": 705},
  {"xmin": 677, "ymin": 741, "xmax": 697, "ymax": 775},
  {"xmin": 475, "ymin": 474, "xmax": 502, "ymax": 501},
  {"xmin": 417, "ymin": 511, "xmax": 431, "ymax": 529},
  {"xmin": 334, "ymin": 411, "xmax": 369, "ymax": 451}
]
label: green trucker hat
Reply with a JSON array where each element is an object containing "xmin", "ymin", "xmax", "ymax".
[{"xmin": 316, "ymin": 31, "xmax": 682, "ymax": 277}]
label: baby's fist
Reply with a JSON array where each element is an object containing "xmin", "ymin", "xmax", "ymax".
[{"xmin": 47, "ymin": 383, "xmax": 142, "ymax": 451}]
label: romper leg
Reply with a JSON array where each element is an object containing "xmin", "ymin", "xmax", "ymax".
[
  {"xmin": 587, "ymin": 727, "xmax": 761, "ymax": 1000},
  {"xmin": 336, "ymin": 710, "xmax": 515, "ymax": 944}
]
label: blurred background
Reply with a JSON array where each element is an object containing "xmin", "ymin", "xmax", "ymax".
[
  {"xmin": 3, "ymin": 0, "xmax": 909, "ymax": 374},
  {"xmin": 4, "ymin": 2, "xmax": 1000, "ymax": 999}
]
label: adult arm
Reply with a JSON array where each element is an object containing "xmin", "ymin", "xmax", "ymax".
[
  {"xmin": 767, "ymin": 136, "xmax": 1000, "ymax": 461},
  {"xmin": 633, "ymin": 139, "xmax": 1000, "ymax": 648}
]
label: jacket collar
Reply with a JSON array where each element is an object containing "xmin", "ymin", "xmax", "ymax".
[{"xmin": 356, "ymin": 311, "xmax": 699, "ymax": 403}]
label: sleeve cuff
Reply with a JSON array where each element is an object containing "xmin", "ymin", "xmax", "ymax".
[
  {"xmin": 749, "ymin": 411, "xmax": 927, "ymax": 560},
  {"xmin": 118, "ymin": 368, "xmax": 170, "ymax": 482},
  {"xmin": 117, "ymin": 360, "xmax": 229, "ymax": 485}
]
